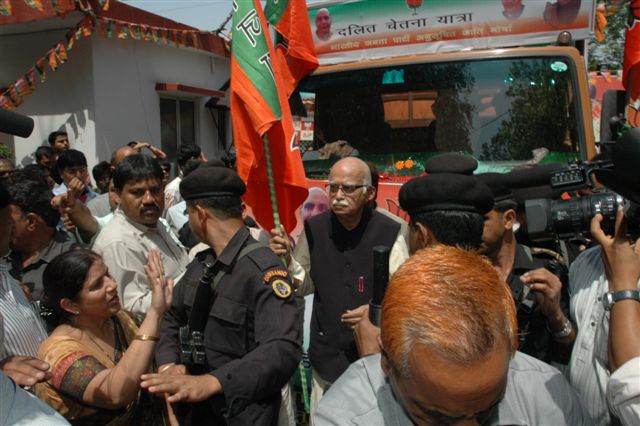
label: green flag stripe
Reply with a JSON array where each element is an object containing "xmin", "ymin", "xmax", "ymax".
[
  {"xmin": 264, "ymin": 0, "xmax": 289, "ymax": 25},
  {"xmin": 232, "ymin": 0, "xmax": 281, "ymax": 119}
]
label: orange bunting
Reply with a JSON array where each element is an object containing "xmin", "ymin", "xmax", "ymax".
[
  {"xmin": 7, "ymin": 86, "xmax": 23, "ymax": 107},
  {"xmin": 24, "ymin": 0, "xmax": 45, "ymax": 12},
  {"xmin": 26, "ymin": 68, "xmax": 37, "ymax": 91},
  {"xmin": 81, "ymin": 19, "xmax": 93, "ymax": 37},
  {"xmin": 48, "ymin": 49, "xmax": 58, "ymax": 71},
  {"xmin": 0, "ymin": 0, "xmax": 12, "ymax": 16},
  {"xmin": 50, "ymin": 0, "xmax": 66, "ymax": 16},
  {"xmin": 14, "ymin": 76, "xmax": 31, "ymax": 97},
  {"xmin": 0, "ymin": 94, "xmax": 15, "ymax": 112},
  {"xmin": 55, "ymin": 42, "xmax": 67, "ymax": 63},
  {"xmin": 66, "ymin": 31, "xmax": 76, "ymax": 50},
  {"xmin": 35, "ymin": 57, "xmax": 47, "ymax": 82}
]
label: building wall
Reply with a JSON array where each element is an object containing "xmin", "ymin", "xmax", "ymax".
[
  {"xmin": 1, "ymin": 27, "xmax": 230, "ymax": 176},
  {"xmin": 91, "ymin": 35, "xmax": 230, "ymax": 169},
  {"xmin": 0, "ymin": 28, "xmax": 96, "ymax": 167}
]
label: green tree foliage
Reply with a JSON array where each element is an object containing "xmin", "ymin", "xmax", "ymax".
[
  {"xmin": 0, "ymin": 144, "xmax": 13, "ymax": 160},
  {"xmin": 589, "ymin": 1, "xmax": 628, "ymax": 71},
  {"xmin": 482, "ymin": 60, "xmax": 577, "ymax": 161}
]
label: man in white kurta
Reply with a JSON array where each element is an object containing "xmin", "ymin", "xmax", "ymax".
[{"xmin": 93, "ymin": 154, "xmax": 188, "ymax": 318}]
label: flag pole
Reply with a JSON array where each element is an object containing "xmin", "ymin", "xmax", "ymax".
[
  {"xmin": 265, "ymin": 131, "xmax": 311, "ymax": 415},
  {"xmin": 262, "ymin": 134, "xmax": 282, "ymax": 229}
]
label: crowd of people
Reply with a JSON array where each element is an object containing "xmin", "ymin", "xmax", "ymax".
[{"xmin": 0, "ymin": 128, "xmax": 639, "ymax": 426}]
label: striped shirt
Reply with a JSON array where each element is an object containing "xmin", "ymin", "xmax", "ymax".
[
  {"xmin": 568, "ymin": 246, "xmax": 640, "ymax": 425},
  {"xmin": 0, "ymin": 262, "xmax": 47, "ymax": 359}
]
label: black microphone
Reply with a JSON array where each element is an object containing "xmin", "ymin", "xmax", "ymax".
[
  {"xmin": 0, "ymin": 109, "xmax": 34, "ymax": 138},
  {"xmin": 504, "ymin": 163, "xmax": 564, "ymax": 189},
  {"xmin": 369, "ymin": 245, "xmax": 390, "ymax": 326}
]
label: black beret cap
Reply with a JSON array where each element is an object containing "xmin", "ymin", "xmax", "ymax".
[
  {"xmin": 180, "ymin": 160, "xmax": 246, "ymax": 201},
  {"xmin": 476, "ymin": 173, "xmax": 513, "ymax": 203},
  {"xmin": 424, "ymin": 153, "xmax": 478, "ymax": 175},
  {"xmin": 399, "ymin": 173, "xmax": 494, "ymax": 216}
]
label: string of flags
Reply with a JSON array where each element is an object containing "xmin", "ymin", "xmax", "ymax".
[
  {"xmin": 0, "ymin": 16, "xmax": 93, "ymax": 111},
  {"xmin": 97, "ymin": 17, "xmax": 201, "ymax": 50},
  {"xmin": 0, "ymin": 0, "xmax": 108, "ymax": 17},
  {"xmin": 0, "ymin": 0, "xmax": 208, "ymax": 111}
]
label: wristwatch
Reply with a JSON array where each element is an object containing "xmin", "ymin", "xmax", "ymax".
[
  {"xmin": 551, "ymin": 317, "xmax": 573, "ymax": 339},
  {"xmin": 602, "ymin": 290, "xmax": 640, "ymax": 311}
]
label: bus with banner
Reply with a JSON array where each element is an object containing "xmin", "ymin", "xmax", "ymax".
[{"xmin": 294, "ymin": 0, "xmax": 599, "ymax": 214}]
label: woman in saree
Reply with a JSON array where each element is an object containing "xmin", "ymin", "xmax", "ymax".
[{"xmin": 35, "ymin": 248, "xmax": 172, "ymax": 425}]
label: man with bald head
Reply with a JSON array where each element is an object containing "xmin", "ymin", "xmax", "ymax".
[
  {"xmin": 270, "ymin": 156, "xmax": 408, "ymax": 417},
  {"xmin": 301, "ymin": 187, "xmax": 330, "ymax": 222},
  {"xmin": 314, "ymin": 8, "xmax": 332, "ymax": 41}
]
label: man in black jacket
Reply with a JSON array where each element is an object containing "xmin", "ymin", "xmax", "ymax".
[
  {"xmin": 146, "ymin": 161, "xmax": 300, "ymax": 425},
  {"xmin": 477, "ymin": 173, "xmax": 574, "ymax": 364},
  {"xmin": 269, "ymin": 156, "xmax": 409, "ymax": 418}
]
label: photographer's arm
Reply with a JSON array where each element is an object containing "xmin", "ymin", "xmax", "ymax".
[
  {"xmin": 591, "ymin": 209, "xmax": 640, "ymax": 425},
  {"xmin": 590, "ymin": 209, "xmax": 640, "ymax": 371}
]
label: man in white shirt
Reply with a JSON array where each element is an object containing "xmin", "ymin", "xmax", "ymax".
[
  {"xmin": 567, "ymin": 128, "xmax": 640, "ymax": 425},
  {"xmin": 93, "ymin": 154, "xmax": 188, "ymax": 318},
  {"xmin": 0, "ymin": 181, "xmax": 49, "ymax": 388}
]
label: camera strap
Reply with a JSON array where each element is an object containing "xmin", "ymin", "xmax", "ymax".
[{"xmin": 187, "ymin": 242, "xmax": 264, "ymax": 334}]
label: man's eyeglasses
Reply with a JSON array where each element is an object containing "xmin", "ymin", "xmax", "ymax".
[{"xmin": 325, "ymin": 183, "xmax": 367, "ymax": 195}]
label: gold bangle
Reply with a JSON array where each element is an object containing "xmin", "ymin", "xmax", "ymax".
[
  {"xmin": 158, "ymin": 363, "xmax": 175, "ymax": 373},
  {"xmin": 134, "ymin": 334, "xmax": 159, "ymax": 342}
]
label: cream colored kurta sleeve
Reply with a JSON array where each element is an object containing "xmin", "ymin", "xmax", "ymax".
[
  {"xmin": 288, "ymin": 230, "xmax": 315, "ymax": 296},
  {"xmin": 388, "ymin": 229, "xmax": 409, "ymax": 275}
]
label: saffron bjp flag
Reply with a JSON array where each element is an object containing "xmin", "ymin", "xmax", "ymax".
[
  {"xmin": 231, "ymin": 0, "xmax": 308, "ymax": 234},
  {"xmin": 624, "ymin": 0, "xmax": 640, "ymax": 100},
  {"xmin": 265, "ymin": 0, "xmax": 319, "ymax": 98}
]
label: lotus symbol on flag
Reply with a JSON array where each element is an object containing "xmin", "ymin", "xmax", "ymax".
[{"xmin": 406, "ymin": 0, "xmax": 423, "ymax": 15}]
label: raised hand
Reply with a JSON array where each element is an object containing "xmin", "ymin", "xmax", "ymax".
[{"xmin": 144, "ymin": 250, "xmax": 173, "ymax": 316}]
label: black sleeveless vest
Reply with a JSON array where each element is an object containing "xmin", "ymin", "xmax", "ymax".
[{"xmin": 306, "ymin": 208, "xmax": 400, "ymax": 382}]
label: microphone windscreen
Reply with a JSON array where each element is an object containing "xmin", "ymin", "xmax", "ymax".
[
  {"xmin": 503, "ymin": 164, "xmax": 564, "ymax": 189},
  {"xmin": 0, "ymin": 109, "xmax": 34, "ymax": 138}
]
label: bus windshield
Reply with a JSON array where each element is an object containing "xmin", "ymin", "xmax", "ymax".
[{"xmin": 295, "ymin": 56, "xmax": 584, "ymax": 180}]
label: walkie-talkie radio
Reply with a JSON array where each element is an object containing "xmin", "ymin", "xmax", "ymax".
[{"xmin": 179, "ymin": 262, "xmax": 216, "ymax": 367}]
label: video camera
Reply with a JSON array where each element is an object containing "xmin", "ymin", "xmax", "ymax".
[{"xmin": 524, "ymin": 128, "xmax": 640, "ymax": 241}]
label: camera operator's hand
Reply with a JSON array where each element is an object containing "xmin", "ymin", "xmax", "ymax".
[
  {"xmin": 590, "ymin": 207, "xmax": 640, "ymax": 292},
  {"xmin": 521, "ymin": 268, "xmax": 564, "ymax": 322}
]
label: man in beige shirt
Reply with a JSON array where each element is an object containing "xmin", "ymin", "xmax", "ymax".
[{"xmin": 93, "ymin": 154, "xmax": 188, "ymax": 318}]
